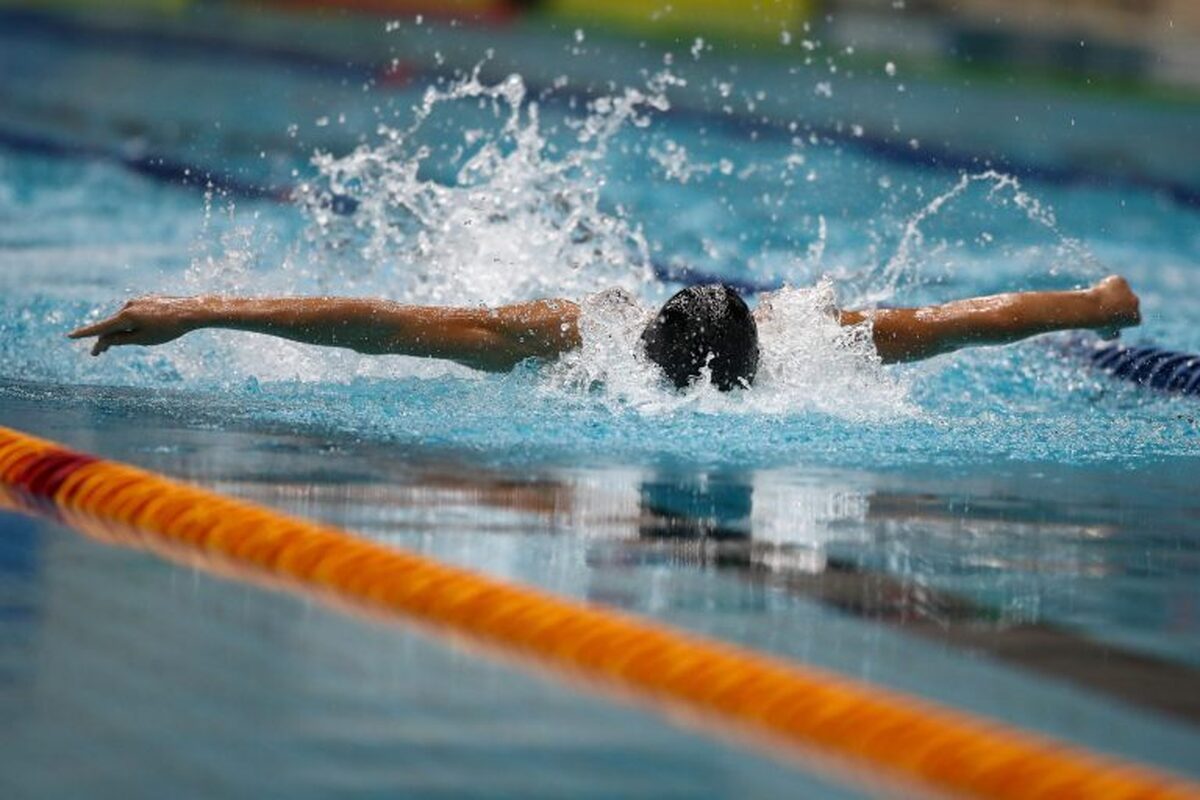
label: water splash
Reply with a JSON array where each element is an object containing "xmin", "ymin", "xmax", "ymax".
[
  {"xmin": 132, "ymin": 73, "xmax": 1109, "ymax": 422},
  {"xmin": 869, "ymin": 170, "xmax": 1103, "ymax": 303},
  {"xmin": 294, "ymin": 67, "xmax": 669, "ymax": 305}
]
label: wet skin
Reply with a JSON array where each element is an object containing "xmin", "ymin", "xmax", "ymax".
[{"xmin": 69, "ymin": 275, "xmax": 1140, "ymax": 372}]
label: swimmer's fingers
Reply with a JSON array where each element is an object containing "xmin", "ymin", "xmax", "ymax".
[
  {"xmin": 90, "ymin": 330, "xmax": 144, "ymax": 356},
  {"xmin": 69, "ymin": 313, "xmax": 134, "ymax": 339}
]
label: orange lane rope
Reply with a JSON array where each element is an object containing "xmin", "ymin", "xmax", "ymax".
[{"xmin": 0, "ymin": 425, "xmax": 1195, "ymax": 800}]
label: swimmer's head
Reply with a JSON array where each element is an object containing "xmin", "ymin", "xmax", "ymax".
[{"xmin": 641, "ymin": 284, "xmax": 760, "ymax": 391}]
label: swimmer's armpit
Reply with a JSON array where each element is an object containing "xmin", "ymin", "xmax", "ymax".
[
  {"xmin": 69, "ymin": 295, "xmax": 583, "ymax": 370},
  {"xmin": 837, "ymin": 275, "xmax": 1141, "ymax": 363}
]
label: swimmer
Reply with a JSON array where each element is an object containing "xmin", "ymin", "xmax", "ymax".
[{"xmin": 69, "ymin": 275, "xmax": 1141, "ymax": 391}]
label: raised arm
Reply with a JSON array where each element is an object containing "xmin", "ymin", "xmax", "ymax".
[
  {"xmin": 69, "ymin": 295, "xmax": 582, "ymax": 371},
  {"xmin": 839, "ymin": 275, "xmax": 1141, "ymax": 363}
]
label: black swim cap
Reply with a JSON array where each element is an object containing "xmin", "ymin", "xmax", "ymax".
[{"xmin": 641, "ymin": 284, "xmax": 760, "ymax": 391}]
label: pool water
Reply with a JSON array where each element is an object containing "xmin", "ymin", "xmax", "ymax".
[{"xmin": 1, "ymin": 11, "xmax": 1199, "ymax": 796}]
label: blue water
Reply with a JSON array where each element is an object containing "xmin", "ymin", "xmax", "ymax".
[
  {"xmin": 1, "ymin": 11, "xmax": 1200, "ymax": 796},
  {"xmin": 4, "ymin": 118, "xmax": 1199, "ymax": 468}
]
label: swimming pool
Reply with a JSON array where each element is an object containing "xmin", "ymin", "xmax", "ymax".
[{"xmin": 1, "ymin": 9, "xmax": 1199, "ymax": 797}]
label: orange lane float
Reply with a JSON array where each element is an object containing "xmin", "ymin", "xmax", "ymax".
[{"xmin": 0, "ymin": 424, "xmax": 1196, "ymax": 800}]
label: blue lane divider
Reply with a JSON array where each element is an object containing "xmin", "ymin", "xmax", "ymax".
[{"xmin": 1081, "ymin": 340, "xmax": 1200, "ymax": 397}]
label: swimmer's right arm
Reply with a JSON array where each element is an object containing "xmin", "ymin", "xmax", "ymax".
[{"xmin": 69, "ymin": 296, "xmax": 582, "ymax": 371}]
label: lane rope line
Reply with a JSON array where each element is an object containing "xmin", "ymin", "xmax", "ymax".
[{"xmin": 0, "ymin": 425, "xmax": 1196, "ymax": 799}]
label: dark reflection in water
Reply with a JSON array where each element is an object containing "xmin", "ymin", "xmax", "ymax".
[
  {"xmin": 140, "ymin": 440, "xmax": 1199, "ymax": 727},
  {"xmin": 639, "ymin": 473, "xmax": 753, "ymax": 541},
  {"xmin": 3, "ymin": 387, "xmax": 1199, "ymax": 730},
  {"xmin": 628, "ymin": 469, "xmax": 1200, "ymax": 726}
]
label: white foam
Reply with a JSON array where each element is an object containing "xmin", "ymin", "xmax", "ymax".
[{"xmin": 544, "ymin": 280, "xmax": 913, "ymax": 420}]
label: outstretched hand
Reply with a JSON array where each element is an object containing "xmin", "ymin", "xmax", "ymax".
[
  {"xmin": 68, "ymin": 296, "xmax": 198, "ymax": 356},
  {"xmin": 1091, "ymin": 275, "xmax": 1141, "ymax": 340}
]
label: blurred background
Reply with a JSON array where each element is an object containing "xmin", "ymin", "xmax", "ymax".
[{"xmin": 0, "ymin": 0, "xmax": 1196, "ymax": 201}]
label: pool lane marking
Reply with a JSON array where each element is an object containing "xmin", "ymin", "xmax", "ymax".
[{"xmin": 0, "ymin": 426, "xmax": 1197, "ymax": 800}]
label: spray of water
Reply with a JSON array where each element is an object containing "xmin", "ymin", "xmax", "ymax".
[
  {"xmin": 294, "ymin": 67, "xmax": 667, "ymax": 304},
  {"xmin": 869, "ymin": 170, "xmax": 1102, "ymax": 302},
  {"xmin": 171, "ymin": 69, "xmax": 674, "ymax": 384},
  {"xmin": 169, "ymin": 69, "xmax": 1104, "ymax": 420}
]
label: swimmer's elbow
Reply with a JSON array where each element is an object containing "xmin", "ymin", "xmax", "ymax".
[
  {"xmin": 369, "ymin": 302, "xmax": 579, "ymax": 370},
  {"xmin": 460, "ymin": 333, "xmax": 558, "ymax": 372},
  {"xmin": 369, "ymin": 324, "xmax": 524, "ymax": 370}
]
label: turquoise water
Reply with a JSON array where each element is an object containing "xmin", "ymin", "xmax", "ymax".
[
  {"xmin": 2, "ymin": 25, "xmax": 1199, "ymax": 468},
  {"xmin": 4, "ymin": 104, "xmax": 1199, "ymax": 468},
  {"xmin": 2, "ymin": 12, "xmax": 1200, "ymax": 796}
]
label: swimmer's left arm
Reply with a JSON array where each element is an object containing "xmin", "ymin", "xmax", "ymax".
[
  {"xmin": 838, "ymin": 275, "xmax": 1141, "ymax": 363},
  {"xmin": 69, "ymin": 296, "xmax": 582, "ymax": 371}
]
